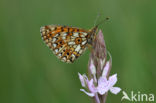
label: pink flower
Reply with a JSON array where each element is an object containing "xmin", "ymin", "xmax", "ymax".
[
  {"xmin": 80, "ymin": 78, "xmax": 97, "ymax": 97},
  {"xmin": 78, "ymin": 29, "xmax": 121, "ymax": 103},
  {"xmin": 78, "ymin": 73, "xmax": 86, "ymax": 87},
  {"xmin": 97, "ymin": 74, "xmax": 121, "ymax": 95},
  {"xmin": 78, "ymin": 73, "xmax": 97, "ymax": 97},
  {"xmin": 78, "ymin": 61, "xmax": 121, "ymax": 97}
]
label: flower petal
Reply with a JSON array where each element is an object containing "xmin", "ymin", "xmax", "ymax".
[
  {"xmin": 102, "ymin": 61, "xmax": 110, "ymax": 77},
  {"xmin": 97, "ymin": 77, "xmax": 110, "ymax": 95},
  {"xmin": 80, "ymin": 89, "xmax": 95, "ymax": 97},
  {"xmin": 110, "ymin": 87, "xmax": 121, "ymax": 94},
  {"xmin": 78, "ymin": 73, "xmax": 86, "ymax": 87},
  {"xmin": 87, "ymin": 79, "xmax": 97, "ymax": 93},
  {"xmin": 108, "ymin": 74, "xmax": 117, "ymax": 87},
  {"xmin": 89, "ymin": 59, "xmax": 96, "ymax": 75}
]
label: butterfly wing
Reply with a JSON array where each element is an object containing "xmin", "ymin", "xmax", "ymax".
[{"xmin": 40, "ymin": 25, "xmax": 89, "ymax": 63}]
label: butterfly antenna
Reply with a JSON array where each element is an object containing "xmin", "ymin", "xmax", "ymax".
[
  {"xmin": 94, "ymin": 12, "xmax": 101, "ymax": 27},
  {"xmin": 95, "ymin": 17, "xmax": 109, "ymax": 27}
]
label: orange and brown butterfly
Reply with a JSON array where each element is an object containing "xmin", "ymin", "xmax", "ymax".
[{"xmin": 40, "ymin": 18, "xmax": 108, "ymax": 63}]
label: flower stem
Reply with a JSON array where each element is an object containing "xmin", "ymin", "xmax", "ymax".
[
  {"xmin": 94, "ymin": 93, "xmax": 100, "ymax": 103},
  {"xmin": 102, "ymin": 93, "xmax": 108, "ymax": 103}
]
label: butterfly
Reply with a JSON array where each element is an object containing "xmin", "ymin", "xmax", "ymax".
[
  {"xmin": 40, "ymin": 25, "xmax": 98, "ymax": 63},
  {"xmin": 40, "ymin": 18, "xmax": 108, "ymax": 63}
]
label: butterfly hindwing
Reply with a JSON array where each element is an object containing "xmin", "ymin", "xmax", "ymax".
[{"xmin": 40, "ymin": 25, "xmax": 90, "ymax": 63}]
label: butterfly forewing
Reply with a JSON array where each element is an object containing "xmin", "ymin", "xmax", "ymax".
[{"xmin": 40, "ymin": 25, "xmax": 90, "ymax": 63}]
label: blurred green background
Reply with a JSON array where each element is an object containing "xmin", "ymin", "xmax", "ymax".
[{"xmin": 0, "ymin": 0, "xmax": 156, "ymax": 103}]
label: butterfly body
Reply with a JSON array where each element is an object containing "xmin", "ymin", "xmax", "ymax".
[{"xmin": 40, "ymin": 25, "xmax": 98, "ymax": 63}]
